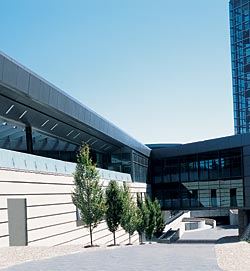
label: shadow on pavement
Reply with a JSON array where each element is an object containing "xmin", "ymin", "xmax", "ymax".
[{"xmin": 216, "ymin": 235, "xmax": 239, "ymax": 244}]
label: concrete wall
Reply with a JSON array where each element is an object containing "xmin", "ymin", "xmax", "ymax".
[
  {"xmin": 190, "ymin": 209, "xmax": 229, "ymax": 218},
  {"xmin": 0, "ymin": 151, "xmax": 148, "ymax": 247},
  {"xmin": 164, "ymin": 212, "xmax": 190, "ymax": 238},
  {"xmin": 229, "ymin": 209, "xmax": 239, "ymax": 226}
]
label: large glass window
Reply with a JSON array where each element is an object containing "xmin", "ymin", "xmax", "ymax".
[
  {"xmin": 152, "ymin": 147, "xmax": 243, "ymax": 210},
  {"xmin": 211, "ymin": 189, "xmax": 217, "ymax": 207},
  {"xmin": 132, "ymin": 151, "xmax": 148, "ymax": 183}
]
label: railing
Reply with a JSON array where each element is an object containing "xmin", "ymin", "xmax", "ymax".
[{"xmin": 165, "ymin": 211, "xmax": 184, "ymax": 225}]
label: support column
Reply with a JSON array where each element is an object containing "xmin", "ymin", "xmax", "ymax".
[
  {"xmin": 25, "ymin": 126, "xmax": 33, "ymax": 154},
  {"xmin": 238, "ymin": 209, "xmax": 249, "ymax": 236}
]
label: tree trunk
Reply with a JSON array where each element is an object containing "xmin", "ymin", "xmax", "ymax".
[
  {"xmin": 90, "ymin": 224, "xmax": 93, "ymax": 246},
  {"xmin": 129, "ymin": 233, "xmax": 131, "ymax": 244},
  {"xmin": 113, "ymin": 231, "xmax": 116, "ymax": 246}
]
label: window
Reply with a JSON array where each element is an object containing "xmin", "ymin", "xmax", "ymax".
[
  {"xmin": 211, "ymin": 189, "xmax": 217, "ymax": 207},
  {"xmin": 230, "ymin": 188, "xmax": 237, "ymax": 207}
]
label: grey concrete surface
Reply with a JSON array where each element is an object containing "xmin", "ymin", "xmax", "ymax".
[
  {"xmin": 179, "ymin": 225, "xmax": 239, "ymax": 242},
  {"xmin": 2, "ymin": 243, "xmax": 220, "ymax": 271}
]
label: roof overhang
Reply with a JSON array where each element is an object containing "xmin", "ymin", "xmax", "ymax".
[{"xmin": 0, "ymin": 52, "xmax": 151, "ymax": 157}]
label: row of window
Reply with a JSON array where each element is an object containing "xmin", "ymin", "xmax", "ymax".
[
  {"xmin": 154, "ymin": 180, "xmax": 243, "ymax": 209},
  {"xmin": 152, "ymin": 149, "xmax": 242, "ymax": 184}
]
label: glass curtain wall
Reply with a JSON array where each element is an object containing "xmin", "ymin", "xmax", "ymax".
[
  {"xmin": 132, "ymin": 150, "xmax": 149, "ymax": 183},
  {"xmin": 0, "ymin": 117, "xmax": 149, "ymax": 183},
  {"xmin": 230, "ymin": 0, "xmax": 250, "ymax": 134},
  {"xmin": 152, "ymin": 148, "xmax": 244, "ymax": 209}
]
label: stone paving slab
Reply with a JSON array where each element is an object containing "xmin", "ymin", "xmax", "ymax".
[
  {"xmin": 180, "ymin": 225, "xmax": 238, "ymax": 242},
  {"xmin": 1, "ymin": 244, "xmax": 221, "ymax": 271}
]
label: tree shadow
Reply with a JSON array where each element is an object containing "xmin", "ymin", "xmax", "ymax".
[
  {"xmin": 107, "ymin": 244, "xmax": 120, "ymax": 247},
  {"xmin": 84, "ymin": 245, "xmax": 100, "ymax": 248}
]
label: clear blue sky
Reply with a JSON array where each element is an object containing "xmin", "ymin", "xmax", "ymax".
[{"xmin": 1, "ymin": 0, "xmax": 233, "ymax": 144}]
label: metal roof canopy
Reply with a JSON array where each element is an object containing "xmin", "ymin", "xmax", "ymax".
[{"xmin": 0, "ymin": 52, "xmax": 151, "ymax": 157}]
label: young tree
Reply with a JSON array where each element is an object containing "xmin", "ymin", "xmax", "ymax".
[
  {"xmin": 136, "ymin": 193, "xmax": 149, "ymax": 244},
  {"xmin": 153, "ymin": 198, "xmax": 165, "ymax": 238},
  {"xmin": 105, "ymin": 180, "xmax": 123, "ymax": 246},
  {"xmin": 145, "ymin": 194, "xmax": 156, "ymax": 243},
  {"xmin": 72, "ymin": 144, "xmax": 106, "ymax": 247},
  {"xmin": 120, "ymin": 182, "xmax": 137, "ymax": 245}
]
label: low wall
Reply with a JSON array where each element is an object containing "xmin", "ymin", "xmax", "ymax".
[
  {"xmin": 230, "ymin": 209, "xmax": 239, "ymax": 226},
  {"xmin": 164, "ymin": 211, "xmax": 190, "ymax": 238},
  {"xmin": 185, "ymin": 220, "xmax": 205, "ymax": 231},
  {"xmin": 190, "ymin": 209, "xmax": 229, "ymax": 218},
  {"xmin": 0, "ymin": 150, "xmax": 148, "ymax": 247}
]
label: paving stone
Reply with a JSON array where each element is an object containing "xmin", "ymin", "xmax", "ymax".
[{"xmin": 2, "ymin": 244, "xmax": 221, "ymax": 271}]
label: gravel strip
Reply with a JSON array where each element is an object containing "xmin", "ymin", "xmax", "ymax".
[
  {"xmin": 0, "ymin": 245, "xmax": 104, "ymax": 269},
  {"xmin": 215, "ymin": 242, "xmax": 250, "ymax": 271}
]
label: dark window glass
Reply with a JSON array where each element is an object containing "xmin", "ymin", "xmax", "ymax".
[
  {"xmin": 199, "ymin": 159, "xmax": 209, "ymax": 180},
  {"xmin": 209, "ymin": 158, "xmax": 220, "ymax": 179},
  {"xmin": 191, "ymin": 189, "xmax": 199, "ymax": 207},
  {"xmin": 180, "ymin": 160, "xmax": 189, "ymax": 182},
  {"xmin": 231, "ymin": 155, "xmax": 242, "ymax": 176},
  {"xmin": 189, "ymin": 161, "xmax": 198, "ymax": 181},
  {"xmin": 211, "ymin": 189, "xmax": 217, "ymax": 207},
  {"xmin": 230, "ymin": 188, "xmax": 238, "ymax": 207},
  {"xmin": 163, "ymin": 166, "xmax": 171, "ymax": 183}
]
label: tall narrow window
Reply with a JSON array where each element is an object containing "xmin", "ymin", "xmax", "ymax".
[
  {"xmin": 211, "ymin": 189, "xmax": 217, "ymax": 207},
  {"xmin": 230, "ymin": 188, "xmax": 237, "ymax": 207},
  {"xmin": 191, "ymin": 189, "xmax": 199, "ymax": 207}
]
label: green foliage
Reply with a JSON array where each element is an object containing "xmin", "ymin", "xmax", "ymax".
[
  {"xmin": 136, "ymin": 193, "xmax": 149, "ymax": 244},
  {"xmin": 105, "ymin": 180, "xmax": 123, "ymax": 245},
  {"xmin": 145, "ymin": 194, "xmax": 156, "ymax": 242},
  {"xmin": 120, "ymin": 182, "xmax": 137, "ymax": 244},
  {"xmin": 72, "ymin": 144, "xmax": 106, "ymax": 246},
  {"xmin": 153, "ymin": 198, "xmax": 165, "ymax": 238}
]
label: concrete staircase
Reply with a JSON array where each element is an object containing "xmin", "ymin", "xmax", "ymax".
[{"xmin": 158, "ymin": 228, "xmax": 180, "ymax": 244}]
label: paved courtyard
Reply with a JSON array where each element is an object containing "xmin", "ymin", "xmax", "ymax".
[
  {"xmin": 1, "ymin": 243, "xmax": 220, "ymax": 271},
  {"xmin": 1, "ymin": 226, "xmax": 242, "ymax": 271},
  {"xmin": 179, "ymin": 225, "xmax": 239, "ymax": 243}
]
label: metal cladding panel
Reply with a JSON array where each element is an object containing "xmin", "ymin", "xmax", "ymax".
[
  {"xmin": 57, "ymin": 92, "xmax": 67, "ymax": 113},
  {"xmin": 151, "ymin": 134, "xmax": 250, "ymax": 159},
  {"xmin": 243, "ymin": 154, "xmax": 250, "ymax": 177},
  {"xmin": 29, "ymin": 74, "xmax": 41, "ymax": 99},
  {"xmin": 0, "ymin": 52, "xmax": 151, "ymax": 157},
  {"xmin": 243, "ymin": 145, "xmax": 250, "ymax": 156},
  {"xmin": 64, "ymin": 98, "xmax": 75, "ymax": 116},
  {"xmin": 241, "ymin": 133, "xmax": 250, "ymax": 146},
  {"xmin": 39, "ymin": 81, "xmax": 51, "ymax": 104},
  {"xmin": 48, "ymin": 88, "xmax": 59, "ymax": 108},
  {"xmin": 245, "ymin": 196, "xmax": 250, "ymax": 208},
  {"xmin": 78, "ymin": 106, "xmax": 86, "ymax": 121},
  {"xmin": 2, "ymin": 57, "xmax": 18, "ymax": 90},
  {"xmin": 16, "ymin": 66, "xmax": 30, "ymax": 94},
  {"xmin": 229, "ymin": 133, "xmax": 243, "ymax": 148},
  {"xmin": 0, "ymin": 54, "xmax": 4, "ymax": 81},
  {"xmin": 244, "ymin": 178, "xmax": 250, "ymax": 208}
]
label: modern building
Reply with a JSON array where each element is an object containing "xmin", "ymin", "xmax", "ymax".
[
  {"xmin": 150, "ymin": 134, "xmax": 250, "ymax": 232},
  {"xmin": 230, "ymin": 0, "xmax": 250, "ymax": 134},
  {"xmin": 0, "ymin": 52, "xmax": 150, "ymax": 247},
  {"xmin": 3, "ymin": 1, "xmax": 250, "ymax": 246}
]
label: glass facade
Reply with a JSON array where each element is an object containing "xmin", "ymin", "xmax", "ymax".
[
  {"xmin": 0, "ymin": 117, "xmax": 149, "ymax": 183},
  {"xmin": 230, "ymin": 0, "xmax": 250, "ymax": 134},
  {"xmin": 152, "ymin": 148, "xmax": 244, "ymax": 210}
]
